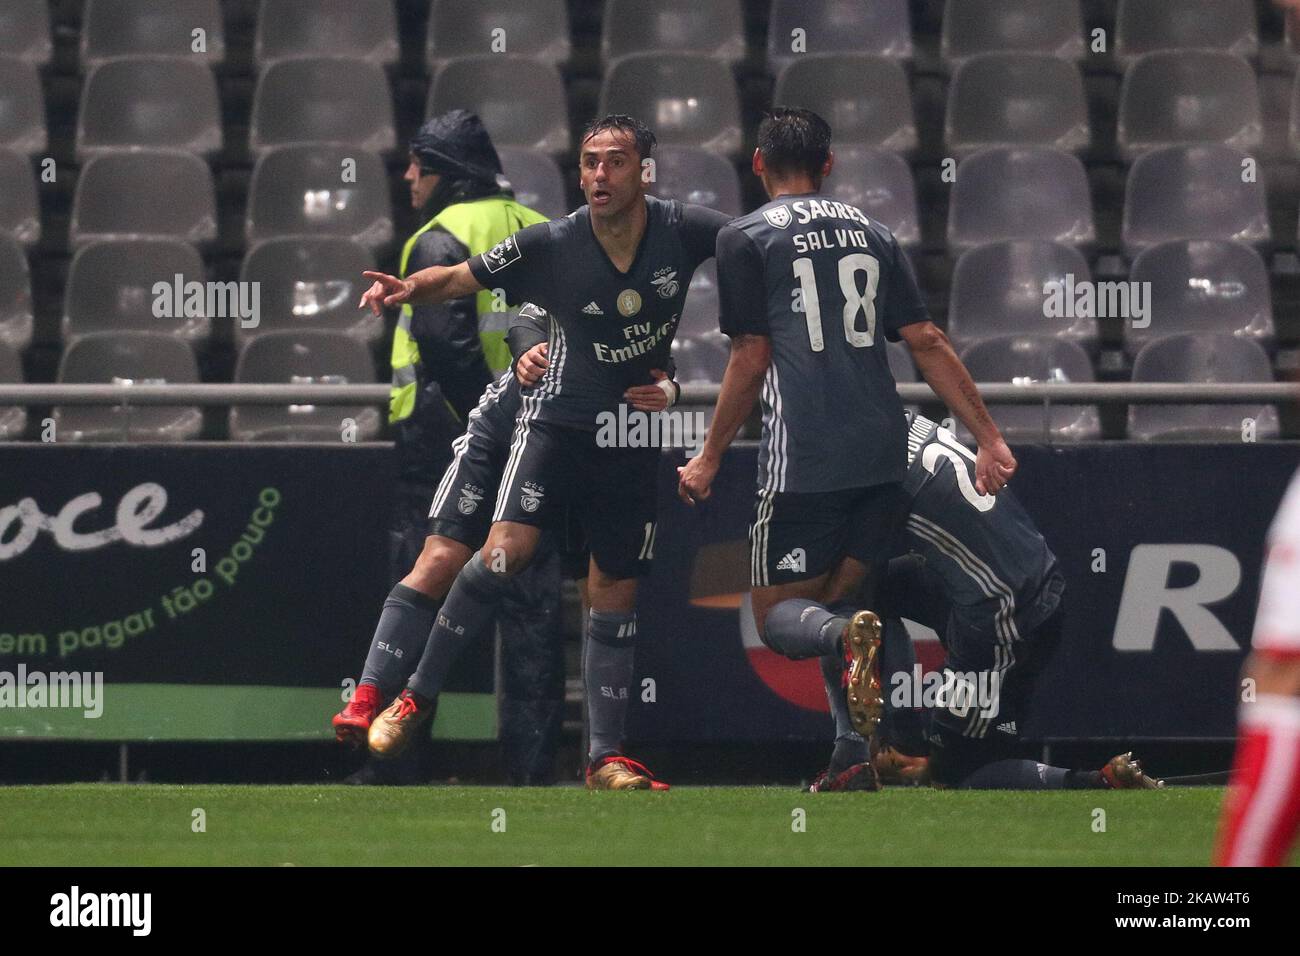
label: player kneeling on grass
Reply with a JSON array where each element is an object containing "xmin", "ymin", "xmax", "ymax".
[{"xmin": 812, "ymin": 412, "xmax": 1163, "ymax": 792}]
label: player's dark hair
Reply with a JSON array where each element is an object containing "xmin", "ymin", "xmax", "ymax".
[
  {"xmin": 757, "ymin": 107, "xmax": 833, "ymax": 183},
  {"xmin": 581, "ymin": 113, "xmax": 657, "ymax": 161}
]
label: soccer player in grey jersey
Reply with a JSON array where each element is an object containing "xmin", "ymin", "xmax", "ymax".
[
  {"xmin": 361, "ymin": 115, "xmax": 729, "ymax": 789},
  {"xmin": 678, "ymin": 107, "xmax": 1017, "ymax": 788}
]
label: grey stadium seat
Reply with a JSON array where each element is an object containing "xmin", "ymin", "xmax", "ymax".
[
  {"xmin": 0, "ymin": 149, "xmax": 39, "ymax": 246},
  {"xmin": 824, "ymin": 147, "xmax": 919, "ymax": 246},
  {"xmin": 1129, "ymin": 333, "xmax": 1278, "ymax": 440},
  {"xmin": 599, "ymin": 53, "xmax": 742, "ymax": 156},
  {"xmin": 0, "ymin": 341, "xmax": 25, "ymax": 440},
  {"xmin": 0, "ymin": 58, "xmax": 46, "ymax": 155},
  {"xmin": 428, "ymin": 56, "xmax": 568, "ymax": 155},
  {"xmin": 54, "ymin": 332, "xmax": 203, "ymax": 442},
  {"xmin": 254, "ymin": 0, "xmax": 399, "ymax": 71},
  {"xmin": 948, "ymin": 241, "xmax": 1098, "ymax": 355},
  {"xmin": 237, "ymin": 238, "xmax": 381, "ymax": 347},
  {"xmin": 1121, "ymin": 145, "xmax": 1269, "ymax": 258},
  {"xmin": 767, "ymin": 0, "xmax": 911, "ymax": 76},
  {"xmin": 63, "ymin": 240, "xmax": 209, "ymax": 345},
  {"xmin": 0, "ymin": 0, "xmax": 51, "ymax": 64},
  {"xmin": 603, "ymin": 0, "xmax": 745, "ymax": 67},
  {"xmin": 1117, "ymin": 51, "xmax": 1261, "ymax": 161},
  {"xmin": 773, "ymin": 55, "xmax": 916, "ymax": 154},
  {"xmin": 498, "ymin": 147, "xmax": 568, "ymax": 220},
  {"xmin": 81, "ymin": 0, "xmax": 225, "ymax": 68},
  {"xmin": 1126, "ymin": 240, "xmax": 1273, "ymax": 357},
  {"xmin": 427, "ymin": 0, "xmax": 569, "ymax": 69},
  {"xmin": 958, "ymin": 337, "xmax": 1101, "ymax": 442},
  {"xmin": 948, "ymin": 147, "xmax": 1094, "ymax": 253},
  {"xmin": 1114, "ymin": 0, "xmax": 1258, "ymax": 70},
  {"xmin": 246, "ymin": 146, "xmax": 393, "ymax": 251},
  {"xmin": 945, "ymin": 53, "xmax": 1088, "ymax": 157},
  {"xmin": 677, "ymin": 261, "xmax": 720, "ymax": 340},
  {"xmin": 77, "ymin": 58, "xmax": 222, "ymax": 160},
  {"xmin": 0, "ymin": 235, "xmax": 32, "ymax": 351},
  {"xmin": 647, "ymin": 146, "xmax": 742, "ymax": 217},
  {"xmin": 670, "ymin": 335, "xmax": 729, "ymax": 387},
  {"xmin": 250, "ymin": 58, "xmax": 395, "ymax": 158},
  {"xmin": 940, "ymin": 0, "xmax": 1084, "ymax": 71},
  {"xmin": 70, "ymin": 151, "xmax": 217, "ymax": 251},
  {"xmin": 230, "ymin": 331, "xmax": 382, "ymax": 441}
]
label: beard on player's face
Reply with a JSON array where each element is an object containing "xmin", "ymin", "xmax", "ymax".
[{"xmin": 580, "ymin": 131, "xmax": 645, "ymax": 219}]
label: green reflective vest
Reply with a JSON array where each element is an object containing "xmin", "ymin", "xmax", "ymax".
[{"xmin": 389, "ymin": 196, "xmax": 548, "ymax": 424}]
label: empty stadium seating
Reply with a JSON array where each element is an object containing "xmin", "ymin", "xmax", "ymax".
[
  {"xmin": 647, "ymin": 146, "xmax": 743, "ymax": 217},
  {"xmin": 767, "ymin": 0, "xmax": 912, "ymax": 76},
  {"xmin": 1129, "ymin": 333, "xmax": 1278, "ymax": 440},
  {"xmin": 428, "ymin": 56, "xmax": 569, "ymax": 154},
  {"xmin": 77, "ymin": 58, "xmax": 222, "ymax": 160},
  {"xmin": 426, "ymin": 0, "xmax": 570, "ymax": 69},
  {"xmin": 63, "ymin": 240, "xmax": 209, "ymax": 345},
  {"xmin": 1117, "ymin": 51, "xmax": 1261, "ymax": 160},
  {"xmin": 498, "ymin": 147, "xmax": 569, "ymax": 220},
  {"xmin": 254, "ymin": 0, "xmax": 399, "ymax": 72},
  {"xmin": 0, "ymin": 234, "xmax": 32, "ymax": 351},
  {"xmin": 677, "ymin": 261, "xmax": 720, "ymax": 341},
  {"xmin": 600, "ymin": 53, "xmax": 742, "ymax": 156},
  {"xmin": 0, "ymin": 339, "xmax": 24, "ymax": 439},
  {"xmin": 70, "ymin": 151, "xmax": 217, "ymax": 250},
  {"xmin": 54, "ymin": 332, "xmax": 203, "ymax": 441},
  {"xmin": 603, "ymin": 0, "xmax": 745, "ymax": 66},
  {"xmin": 250, "ymin": 58, "xmax": 395, "ymax": 158},
  {"xmin": 237, "ymin": 237, "xmax": 381, "ymax": 346},
  {"xmin": 229, "ymin": 331, "xmax": 381, "ymax": 441},
  {"xmin": 823, "ymin": 147, "xmax": 919, "ymax": 246},
  {"xmin": 958, "ymin": 337, "xmax": 1102, "ymax": 442},
  {"xmin": 940, "ymin": 0, "xmax": 1084, "ymax": 70},
  {"xmin": 1122, "ymin": 145, "xmax": 1270, "ymax": 257},
  {"xmin": 773, "ymin": 54, "xmax": 916, "ymax": 153},
  {"xmin": 0, "ymin": 58, "xmax": 46, "ymax": 155},
  {"xmin": 0, "ymin": 149, "xmax": 38, "ymax": 247},
  {"xmin": 945, "ymin": 53, "xmax": 1089, "ymax": 156},
  {"xmin": 245, "ymin": 146, "xmax": 393, "ymax": 251},
  {"xmin": 0, "ymin": 0, "xmax": 51, "ymax": 65},
  {"xmin": 81, "ymin": 0, "xmax": 225, "ymax": 68},
  {"xmin": 948, "ymin": 147, "xmax": 1095, "ymax": 252},
  {"xmin": 1114, "ymin": 0, "xmax": 1258, "ymax": 69},
  {"xmin": 947, "ymin": 241, "xmax": 1099, "ymax": 355}
]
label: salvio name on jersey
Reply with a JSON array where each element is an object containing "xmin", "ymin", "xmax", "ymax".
[{"xmin": 785, "ymin": 199, "xmax": 873, "ymax": 255}]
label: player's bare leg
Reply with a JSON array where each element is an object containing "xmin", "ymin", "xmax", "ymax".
[
  {"xmin": 369, "ymin": 522, "xmax": 539, "ymax": 758},
  {"xmin": 1214, "ymin": 653, "xmax": 1300, "ymax": 865},
  {"xmin": 333, "ymin": 534, "xmax": 473, "ymax": 746}
]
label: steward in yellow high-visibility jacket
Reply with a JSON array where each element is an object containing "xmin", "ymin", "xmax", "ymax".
[{"xmin": 389, "ymin": 109, "xmax": 547, "ymax": 496}]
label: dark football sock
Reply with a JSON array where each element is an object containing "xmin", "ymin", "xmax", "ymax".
[
  {"xmin": 407, "ymin": 556, "xmax": 511, "ymax": 700},
  {"xmin": 959, "ymin": 758, "xmax": 1072, "ymax": 790},
  {"xmin": 359, "ymin": 584, "xmax": 441, "ymax": 698},
  {"xmin": 763, "ymin": 599, "xmax": 845, "ymax": 660},
  {"xmin": 584, "ymin": 609, "xmax": 636, "ymax": 761}
]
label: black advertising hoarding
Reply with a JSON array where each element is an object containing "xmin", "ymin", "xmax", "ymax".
[
  {"xmin": 1, "ymin": 442, "xmax": 1297, "ymax": 742},
  {"xmin": 0, "ymin": 444, "xmax": 498, "ymax": 740},
  {"xmin": 629, "ymin": 442, "xmax": 1300, "ymax": 743}
]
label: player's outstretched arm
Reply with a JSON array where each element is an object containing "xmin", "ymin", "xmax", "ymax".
[
  {"xmin": 677, "ymin": 333, "xmax": 770, "ymax": 504},
  {"xmin": 357, "ymin": 261, "xmax": 484, "ymax": 316},
  {"xmin": 900, "ymin": 321, "xmax": 1016, "ymax": 494}
]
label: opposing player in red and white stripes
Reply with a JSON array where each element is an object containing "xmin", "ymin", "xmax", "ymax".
[{"xmin": 1214, "ymin": 468, "xmax": 1300, "ymax": 866}]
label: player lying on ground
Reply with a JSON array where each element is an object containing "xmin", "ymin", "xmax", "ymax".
[
  {"xmin": 359, "ymin": 115, "xmax": 730, "ymax": 789},
  {"xmin": 678, "ymin": 107, "xmax": 1017, "ymax": 786},
  {"xmin": 1215, "ymin": 466, "xmax": 1300, "ymax": 865},
  {"xmin": 809, "ymin": 412, "xmax": 1163, "ymax": 792}
]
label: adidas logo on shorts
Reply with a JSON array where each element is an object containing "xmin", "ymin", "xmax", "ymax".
[
  {"xmin": 776, "ymin": 548, "xmax": 806, "ymax": 573},
  {"xmin": 995, "ymin": 721, "xmax": 1018, "ymax": 735},
  {"xmin": 582, "ymin": 301, "xmax": 604, "ymax": 315}
]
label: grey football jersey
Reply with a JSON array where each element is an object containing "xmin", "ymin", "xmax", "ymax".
[
  {"xmin": 468, "ymin": 196, "xmax": 728, "ymax": 430},
  {"xmin": 717, "ymin": 193, "xmax": 928, "ymax": 493}
]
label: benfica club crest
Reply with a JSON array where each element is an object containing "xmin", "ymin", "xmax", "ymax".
[{"xmin": 763, "ymin": 205, "xmax": 792, "ymax": 229}]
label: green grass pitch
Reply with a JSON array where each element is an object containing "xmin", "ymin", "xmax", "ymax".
[{"xmin": 1, "ymin": 784, "xmax": 1277, "ymax": 866}]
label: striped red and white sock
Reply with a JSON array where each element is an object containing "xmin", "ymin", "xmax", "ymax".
[{"xmin": 1214, "ymin": 694, "xmax": 1300, "ymax": 867}]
